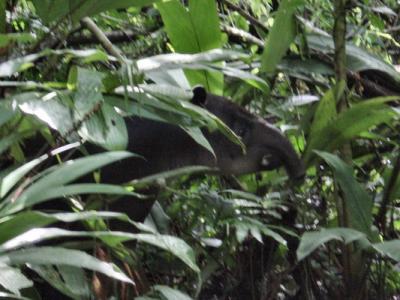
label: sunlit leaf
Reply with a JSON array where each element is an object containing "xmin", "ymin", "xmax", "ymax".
[
  {"xmin": 0, "ymin": 264, "xmax": 33, "ymax": 296},
  {"xmin": 157, "ymin": 0, "xmax": 223, "ymax": 93}
]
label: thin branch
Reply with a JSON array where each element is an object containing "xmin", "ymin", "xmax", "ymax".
[
  {"xmin": 80, "ymin": 17, "xmax": 125, "ymax": 61},
  {"xmin": 66, "ymin": 29, "xmax": 150, "ymax": 46},
  {"xmin": 221, "ymin": 24, "xmax": 264, "ymax": 47},
  {"xmin": 220, "ymin": 0, "xmax": 268, "ymax": 32}
]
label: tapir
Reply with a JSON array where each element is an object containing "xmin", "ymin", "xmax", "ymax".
[{"xmin": 94, "ymin": 86, "xmax": 305, "ymax": 223}]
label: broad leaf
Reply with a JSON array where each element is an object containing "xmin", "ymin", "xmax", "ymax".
[
  {"xmin": 17, "ymin": 92, "xmax": 74, "ymax": 136},
  {"xmin": 307, "ymin": 87, "xmax": 338, "ymax": 139},
  {"xmin": 182, "ymin": 126, "xmax": 215, "ymax": 157},
  {"xmin": 133, "ymin": 233, "xmax": 199, "ymax": 273},
  {"xmin": 307, "ymin": 34, "xmax": 400, "ymax": 82},
  {"xmin": 0, "ymin": 107, "xmax": 15, "ymax": 127},
  {"xmin": 0, "ymin": 33, "xmax": 34, "ymax": 48},
  {"xmin": 157, "ymin": 0, "xmax": 223, "ymax": 93},
  {"xmin": 0, "ymin": 49, "xmax": 107, "ymax": 77},
  {"xmin": 30, "ymin": 265, "xmax": 91, "ymax": 299},
  {"xmin": 79, "ymin": 103, "xmax": 128, "ymax": 150},
  {"xmin": 304, "ymin": 97, "xmax": 399, "ymax": 165},
  {"xmin": 261, "ymin": 0, "xmax": 305, "ymax": 74},
  {"xmin": 0, "ymin": 143, "xmax": 80, "ymax": 199},
  {"xmin": 1, "ymin": 152, "xmax": 134, "ymax": 215},
  {"xmin": 0, "ymin": 211, "xmax": 131, "ymax": 244},
  {"xmin": 0, "ymin": 247, "xmax": 132, "ymax": 283},
  {"xmin": 372, "ymin": 240, "xmax": 400, "ymax": 262},
  {"xmin": 0, "ymin": 264, "xmax": 33, "ymax": 296},
  {"xmin": 31, "ymin": 0, "xmax": 159, "ymax": 24},
  {"xmin": 0, "ymin": 228, "xmax": 199, "ymax": 273},
  {"xmin": 0, "ymin": 53, "xmax": 42, "ymax": 77},
  {"xmin": 137, "ymin": 49, "xmax": 246, "ymax": 73},
  {"xmin": 231, "ymin": 217, "xmax": 287, "ymax": 245},
  {"xmin": 153, "ymin": 285, "xmax": 193, "ymax": 300},
  {"xmin": 316, "ymin": 151, "xmax": 373, "ymax": 235},
  {"xmin": 297, "ymin": 228, "xmax": 366, "ymax": 261}
]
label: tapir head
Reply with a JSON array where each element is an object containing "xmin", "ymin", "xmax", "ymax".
[{"xmin": 192, "ymin": 86, "xmax": 305, "ymax": 182}]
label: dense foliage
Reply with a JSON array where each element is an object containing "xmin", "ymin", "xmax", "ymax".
[{"xmin": 0, "ymin": 0, "xmax": 399, "ymax": 299}]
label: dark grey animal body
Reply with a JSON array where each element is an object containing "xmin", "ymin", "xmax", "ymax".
[{"xmin": 99, "ymin": 87, "xmax": 305, "ymax": 222}]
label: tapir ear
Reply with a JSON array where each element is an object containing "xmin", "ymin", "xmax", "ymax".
[{"xmin": 191, "ymin": 85, "xmax": 207, "ymax": 106}]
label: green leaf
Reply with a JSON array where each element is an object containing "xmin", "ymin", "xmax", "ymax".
[
  {"xmin": 0, "ymin": 49, "xmax": 108, "ymax": 78},
  {"xmin": 129, "ymin": 165, "xmax": 215, "ymax": 188},
  {"xmin": 0, "ymin": 247, "xmax": 132, "ymax": 284},
  {"xmin": 182, "ymin": 126, "xmax": 215, "ymax": 157},
  {"xmin": 153, "ymin": 285, "xmax": 193, "ymax": 300},
  {"xmin": 72, "ymin": 67, "xmax": 104, "ymax": 118},
  {"xmin": 372, "ymin": 240, "xmax": 400, "ymax": 262},
  {"xmin": 19, "ymin": 183, "xmax": 139, "ymax": 206},
  {"xmin": 0, "ymin": 228, "xmax": 199, "ymax": 273},
  {"xmin": 133, "ymin": 234, "xmax": 199, "ymax": 273},
  {"xmin": 316, "ymin": 151, "xmax": 373, "ymax": 235},
  {"xmin": 0, "ymin": 291, "xmax": 30, "ymax": 299},
  {"xmin": 31, "ymin": 0, "xmax": 159, "ymax": 24},
  {"xmin": 157, "ymin": 0, "xmax": 221, "ymax": 53},
  {"xmin": 137, "ymin": 50, "xmax": 269, "ymax": 90},
  {"xmin": 0, "ymin": 106, "xmax": 15, "ymax": 127},
  {"xmin": 0, "ymin": 264, "xmax": 33, "ymax": 296},
  {"xmin": 279, "ymin": 57, "xmax": 334, "ymax": 77},
  {"xmin": 137, "ymin": 49, "xmax": 246, "ymax": 73},
  {"xmin": 17, "ymin": 92, "xmax": 74, "ymax": 136},
  {"xmin": 304, "ymin": 97, "xmax": 399, "ymax": 165},
  {"xmin": 0, "ymin": 53, "xmax": 42, "ymax": 77},
  {"xmin": 0, "ymin": 0, "xmax": 5, "ymax": 33},
  {"xmin": 0, "ymin": 33, "xmax": 34, "ymax": 48},
  {"xmin": 30, "ymin": 265, "xmax": 91, "ymax": 299},
  {"xmin": 79, "ymin": 103, "xmax": 128, "ymax": 150},
  {"xmin": 297, "ymin": 228, "xmax": 367, "ymax": 261},
  {"xmin": 0, "ymin": 156, "xmax": 46, "ymax": 199},
  {"xmin": 0, "ymin": 133, "xmax": 22, "ymax": 156},
  {"xmin": 0, "ymin": 211, "xmax": 131, "ymax": 245},
  {"xmin": 261, "ymin": 0, "xmax": 305, "ymax": 74},
  {"xmin": 70, "ymin": 67, "xmax": 128, "ymax": 150},
  {"xmin": 157, "ymin": 0, "xmax": 223, "ymax": 93},
  {"xmin": 53, "ymin": 49, "xmax": 109, "ymax": 63},
  {"xmin": 231, "ymin": 217, "xmax": 287, "ymax": 245},
  {"xmin": 0, "ymin": 143, "xmax": 80, "ymax": 199},
  {"xmin": 1, "ymin": 152, "xmax": 134, "ymax": 215},
  {"xmin": 308, "ymin": 87, "xmax": 337, "ymax": 139},
  {"xmin": 307, "ymin": 34, "xmax": 400, "ymax": 83}
]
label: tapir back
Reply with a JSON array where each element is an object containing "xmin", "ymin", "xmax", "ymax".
[
  {"xmin": 99, "ymin": 89, "xmax": 304, "ymax": 222},
  {"xmin": 20, "ymin": 88, "xmax": 304, "ymax": 222}
]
